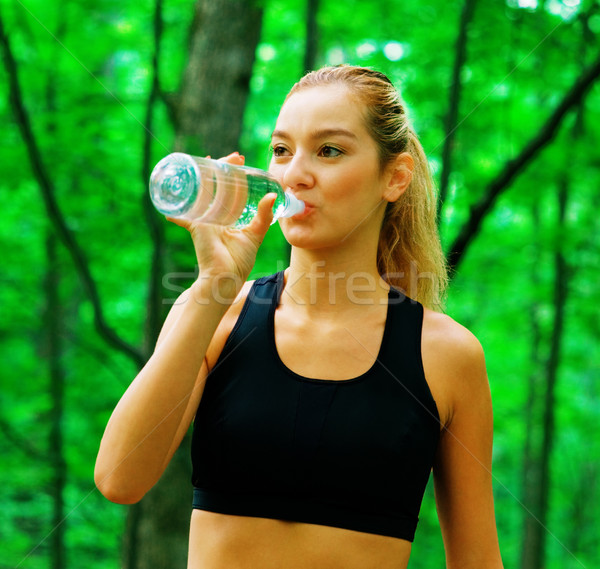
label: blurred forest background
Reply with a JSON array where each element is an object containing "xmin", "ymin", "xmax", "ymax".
[{"xmin": 1, "ymin": 0, "xmax": 599, "ymax": 567}]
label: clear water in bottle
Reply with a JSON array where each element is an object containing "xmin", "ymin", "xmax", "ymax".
[{"xmin": 149, "ymin": 153, "xmax": 304, "ymax": 228}]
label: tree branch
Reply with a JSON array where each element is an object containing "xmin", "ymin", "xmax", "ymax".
[
  {"xmin": 447, "ymin": 50, "xmax": 600, "ymax": 272},
  {"xmin": 0, "ymin": 12, "xmax": 144, "ymax": 367}
]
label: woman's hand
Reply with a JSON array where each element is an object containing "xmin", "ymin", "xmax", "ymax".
[{"xmin": 166, "ymin": 152, "xmax": 276, "ymax": 300}]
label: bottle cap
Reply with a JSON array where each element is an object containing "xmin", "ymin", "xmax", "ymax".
[{"xmin": 282, "ymin": 192, "xmax": 305, "ymax": 218}]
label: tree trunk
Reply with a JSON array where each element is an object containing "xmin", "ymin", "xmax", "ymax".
[
  {"xmin": 174, "ymin": 0, "xmax": 264, "ymax": 157},
  {"xmin": 536, "ymin": 178, "xmax": 568, "ymax": 567},
  {"xmin": 44, "ymin": 14, "xmax": 67, "ymax": 566},
  {"xmin": 520, "ymin": 172, "xmax": 569, "ymax": 569},
  {"xmin": 126, "ymin": 449, "xmax": 192, "ymax": 569},
  {"xmin": 141, "ymin": 0, "xmax": 168, "ymax": 358},
  {"xmin": 302, "ymin": 0, "xmax": 320, "ymax": 74},
  {"xmin": 437, "ymin": 0, "xmax": 477, "ymax": 222},
  {"xmin": 123, "ymin": 2, "xmax": 264, "ymax": 567},
  {"xmin": 45, "ymin": 232, "xmax": 67, "ymax": 569},
  {"xmin": 518, "ymin": 204, "xmax": 543, "ymax": 569}
]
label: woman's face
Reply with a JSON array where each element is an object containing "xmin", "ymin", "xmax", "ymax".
[{"xmin": 269, "ymin": 85, "xmax": 396, "ymax": 251}]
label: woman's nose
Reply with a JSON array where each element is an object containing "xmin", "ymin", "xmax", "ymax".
[{"xmin": 282, "ymin": 153, "xmax": 315, "ymax": 190}]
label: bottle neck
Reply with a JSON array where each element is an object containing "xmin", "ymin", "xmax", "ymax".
[{"xmin": 280, "ymin": 193, "xmax": 305, "ymax": 219}]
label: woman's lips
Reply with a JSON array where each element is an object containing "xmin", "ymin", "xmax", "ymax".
[{"xmin": 292, "ymin": 202, "xmax": 314, "ymax": 219}]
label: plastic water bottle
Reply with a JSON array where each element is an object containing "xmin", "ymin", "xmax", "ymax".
[{"xmin": 149, "ymin": 153, "xmax": 304, "ymax": 228}]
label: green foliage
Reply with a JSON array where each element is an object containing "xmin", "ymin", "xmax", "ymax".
[{"xmin": 1, "ymin": 0, "xmax": 599, "ymax": 567}]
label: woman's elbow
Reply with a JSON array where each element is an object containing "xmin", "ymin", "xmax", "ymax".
[{"xmin": 94, "ymin": 465, "xmax": 146, "ymax": 505}]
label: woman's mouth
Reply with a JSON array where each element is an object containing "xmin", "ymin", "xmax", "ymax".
[{"xmin": 291, "ymin": 202, "xmax": 314, "ymax": 219}]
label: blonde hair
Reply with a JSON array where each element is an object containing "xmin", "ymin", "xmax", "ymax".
[{"xmin": 287, "ymin": 65, "xmax": 448, "ymax": 309}]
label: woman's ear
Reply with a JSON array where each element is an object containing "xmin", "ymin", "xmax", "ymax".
[{"xmin": 382, "ymin": 153, "xmax": 414, "ymax": 203}]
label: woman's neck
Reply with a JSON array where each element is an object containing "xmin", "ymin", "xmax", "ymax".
[{"xmin": 282, "ymin": 247, "xmax": 389, "ymax": 314}]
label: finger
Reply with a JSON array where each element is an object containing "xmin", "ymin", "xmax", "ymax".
[
  {"xmin": 165, "ymin": 216, "xmax": 191, "ymax": 230},
  {"xmin": 219, "ymin": 152, "xmax": 245, "ymax": 166},
  {"xmin": 245, "ymin": 193, "xmax": 276, "ymax": 240}
]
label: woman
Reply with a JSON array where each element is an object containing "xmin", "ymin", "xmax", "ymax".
[{"xmin": 95, "ymin": 65, "xmax": 504, "ymax": 568}]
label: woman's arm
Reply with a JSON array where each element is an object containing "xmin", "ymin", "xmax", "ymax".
[
  {"xmin": 94, "ymin": 278, "xmax": 239, "ymax": 504},
  {"xmin": 94, "ymin": 183, "xmax": 276, "ymax": 504},
  {"xmin": 423, "ymin": 313, "xmax": 504, "ymax": 568}
]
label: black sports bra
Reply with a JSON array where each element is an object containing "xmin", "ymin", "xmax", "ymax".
[{"xmin": 191, "ymin": 272, "xmax": 440, "ymax": 541}]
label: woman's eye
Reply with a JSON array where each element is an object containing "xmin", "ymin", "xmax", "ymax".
[
  {"xmin": 319, "ymin": 145, "xmax": 342, "ymax": 158},
  {"xmin": 272, "ymin": 145, "xmax": 289, "ymax": 157}
]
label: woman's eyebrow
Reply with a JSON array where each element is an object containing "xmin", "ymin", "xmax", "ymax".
[
  {"xmin": 310, "ymin": 128, "xmax": 358, "ymax": 140},
  {"xmin": 271, "ymin": 128, "xmax": 358, "ymax": 141},
  {"xmin": 271, "ymin": 129, "xmax": 290, "ymax": 140}
]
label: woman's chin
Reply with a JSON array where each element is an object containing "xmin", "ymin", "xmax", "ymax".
[{"xmin": 280, "ymin": 228, "xmax": 347, "ymax": 253}]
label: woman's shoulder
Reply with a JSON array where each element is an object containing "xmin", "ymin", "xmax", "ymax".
[
  {"xmin": 421, "ymin": 308, "xmax": 489, "ymax": 427},
  {"xmin": 422, "ymin": 307, "xmax": 485, "ymax": 364}
]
